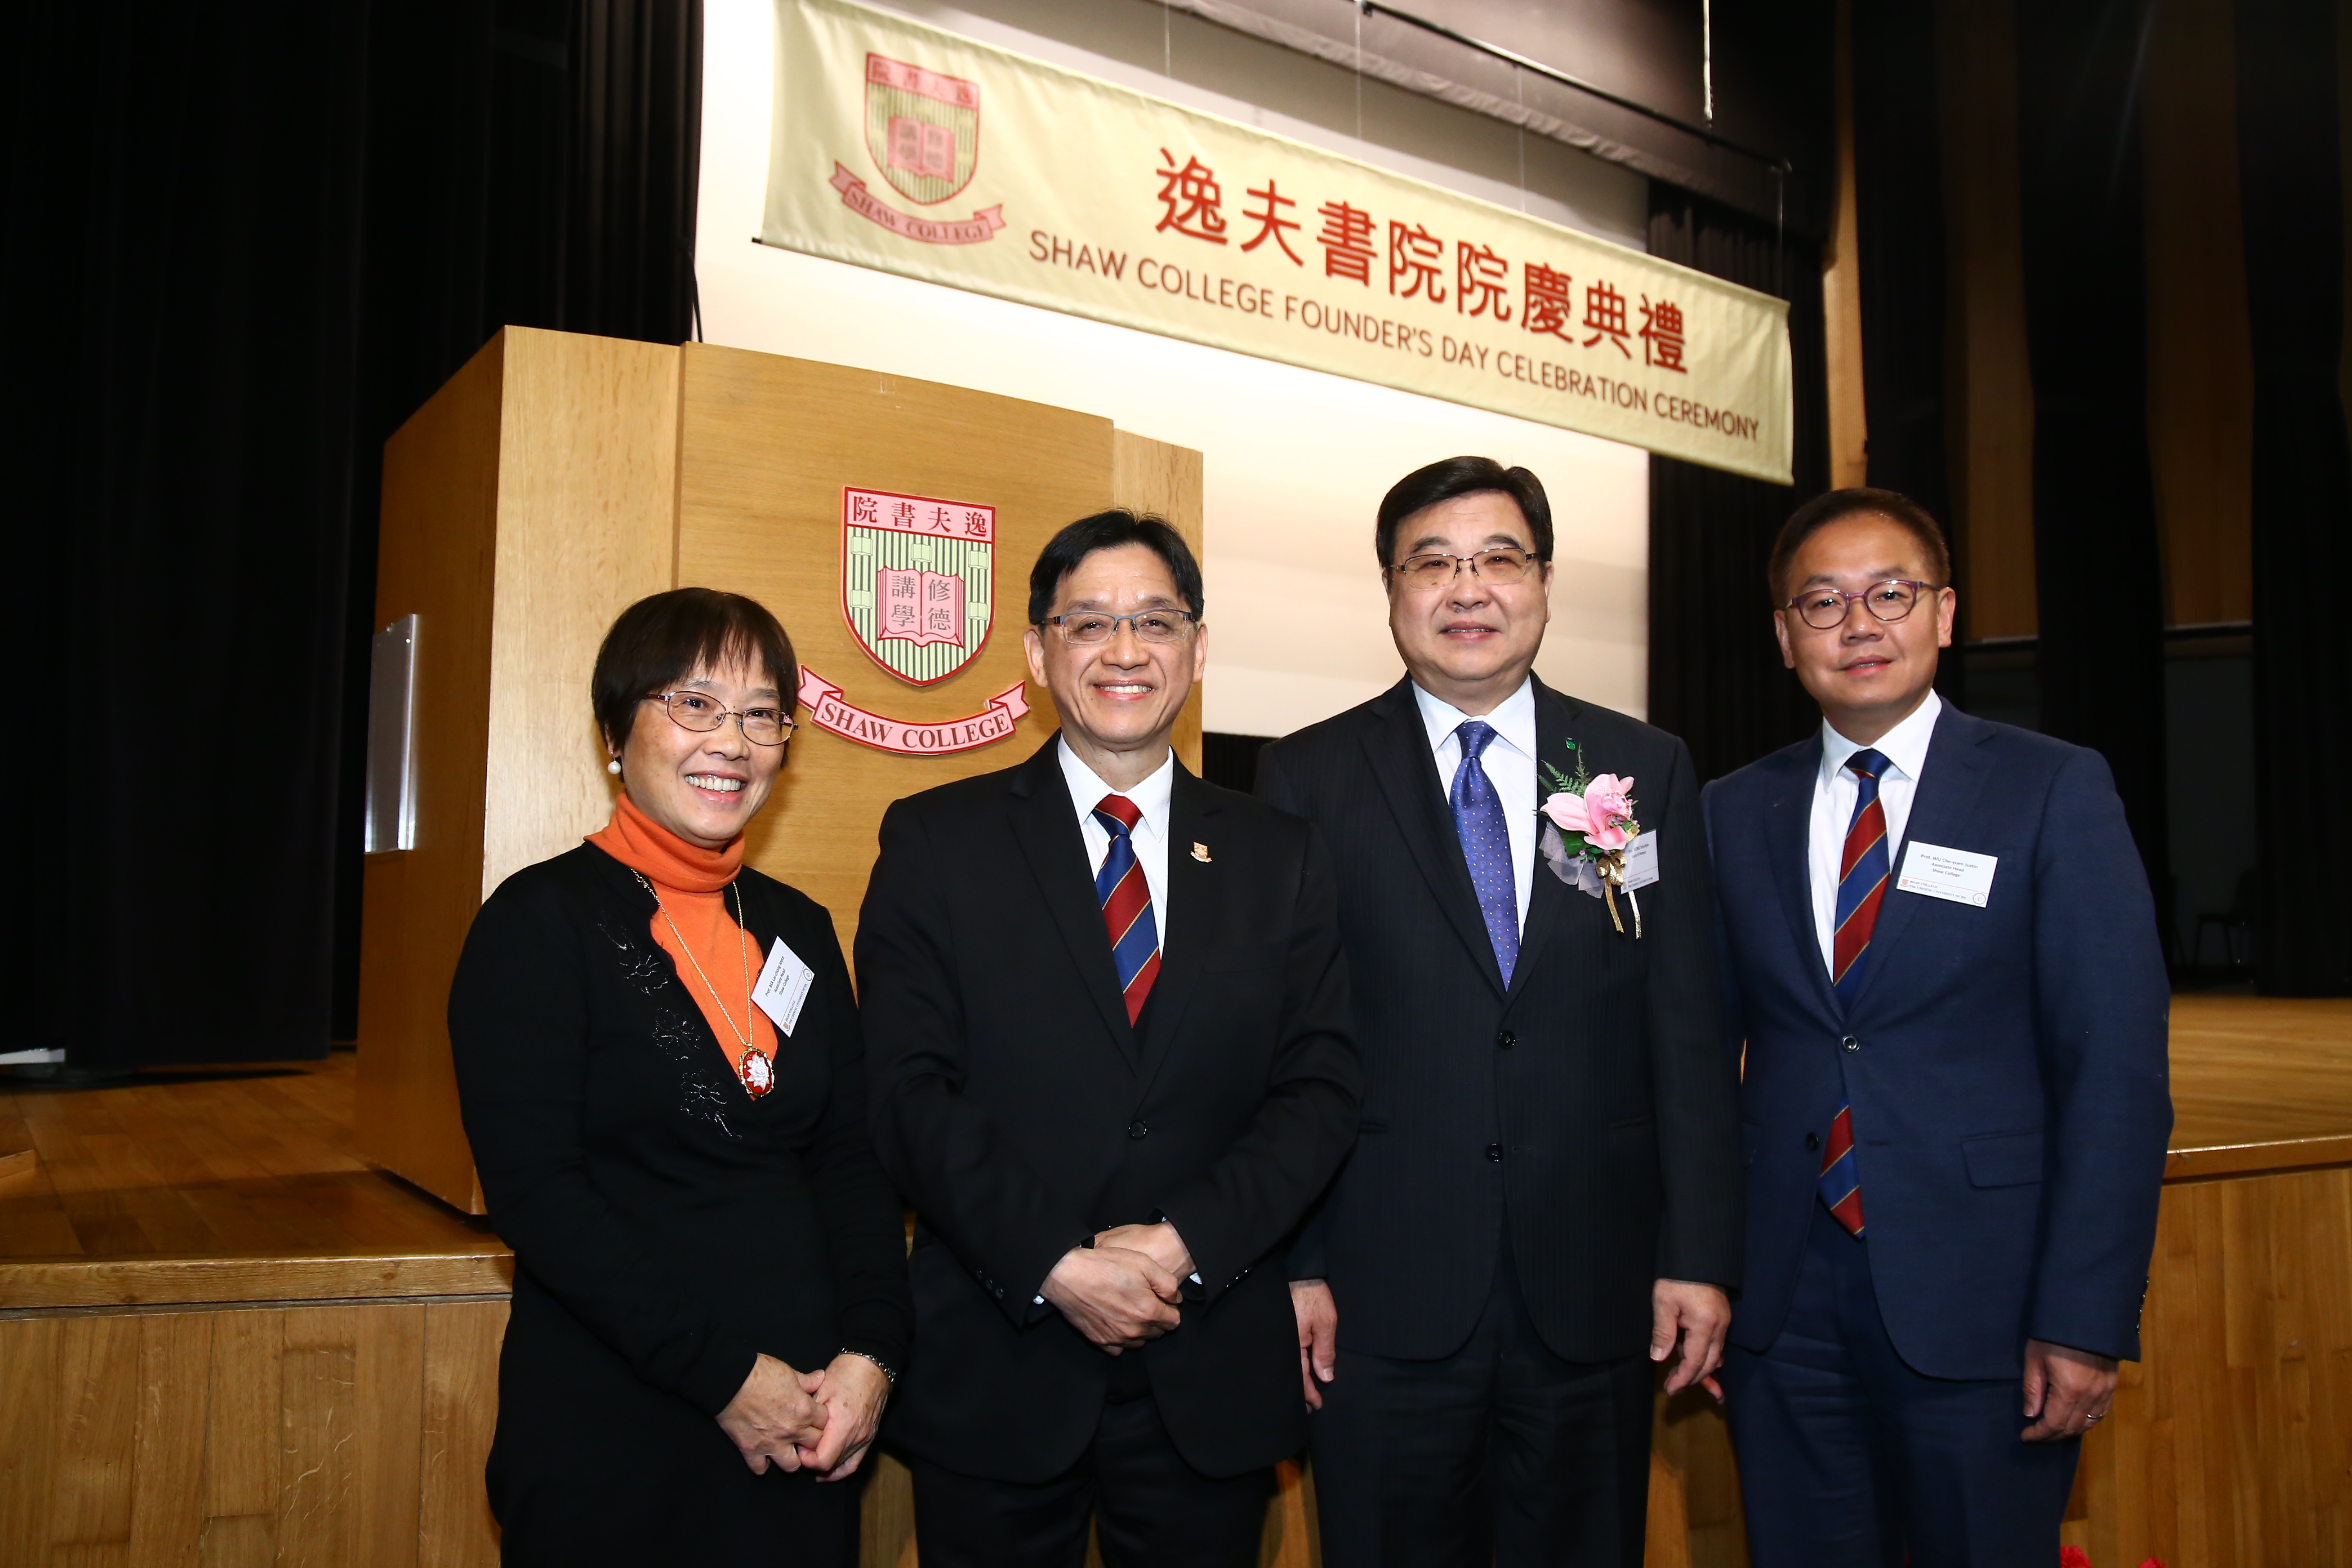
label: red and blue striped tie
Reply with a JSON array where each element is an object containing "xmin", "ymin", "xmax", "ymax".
[
  {"xmin": 1821, "ymin": 748, "xmax": 1889, "ymax": 1237},
  {"xmin": 1094, "ymin": 795, "xmax": 1160, "ymax": 1024}
]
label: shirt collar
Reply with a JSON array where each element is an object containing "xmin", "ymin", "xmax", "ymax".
[
  {"xmin": 1413, "ymin": 676, "xmax": 1538, "ymax": 763},
  {"xmin": 1059, "ymin": 736, "xmax": 1176, "ymax": 836},
  {"xmin": 1819, "ymin": 688, "xmax": 1943, "ymax": 785}
]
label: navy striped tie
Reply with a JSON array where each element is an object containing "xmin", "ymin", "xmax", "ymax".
[{"xmin": 1820, "ymin": 747, "xmax": 1890, "ymax": 1237}]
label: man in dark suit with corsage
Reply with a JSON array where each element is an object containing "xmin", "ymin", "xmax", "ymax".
[
  {"xmin": 1253, "ymin": 456, "xmax": 1741, "ymax": 1568},
  {"xmin": 1704, "ymin": 488, "xmax": 2171, "ymax": 1567},
  {"xmin": 859, "ymin": 511, "xmax": 1361, "ymax": 1568}
]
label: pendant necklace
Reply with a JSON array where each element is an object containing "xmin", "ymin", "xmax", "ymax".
[{"xmin": 634, "ymin": 871, "xmax": 773, "ymax": 1099}]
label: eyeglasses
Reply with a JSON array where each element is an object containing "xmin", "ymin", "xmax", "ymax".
[
  {"xmin": 1389, "ymin": 547, "xmax": 1545, "ymax": 589},
  {"xmin": 647, "ymin": 690, "xmax": 796, "ymax": 745},
  {"xmin": 1038, "ymin": 609, "xmax": 1199, "ymax": 645},
  {"xmin": 1781, "ymin": 580, "xmax": 1941, "ymax": 631}
]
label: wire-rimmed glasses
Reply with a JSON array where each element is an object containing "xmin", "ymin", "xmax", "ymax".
[
  {"xmin": 1039, "ymin": 609, "xmax": 1200, "ymax": 645},
  {"xmin": 1388, "ymin": 547, "xmax": 1545, "ymax": 589},
  {"xmin": 648, "ymin": 689, "xmax": 795, "ymax": 745}
]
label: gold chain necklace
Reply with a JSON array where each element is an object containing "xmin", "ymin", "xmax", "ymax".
[{"xmin": 633, "ymin": 871, "xmax": 773, "ymax": 1098}]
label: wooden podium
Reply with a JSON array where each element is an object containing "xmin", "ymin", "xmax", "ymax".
[{"xmin": 356, "ymin": 328, "xmax": 1203, "ymax": 1214}]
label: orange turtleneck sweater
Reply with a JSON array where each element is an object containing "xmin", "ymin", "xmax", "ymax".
[{"xmin": 587, "ymin": 793, "xmax": 778, "ymax": 1075}]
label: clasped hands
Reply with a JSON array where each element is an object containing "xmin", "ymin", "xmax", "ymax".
[
  {"xmin": 1041, "ymin": 1222, "xmax": 1193, "ymax": 1354},
  {"xmin": 715, "ymin": 1350, "xmax": 890, "ymax": 1480}
]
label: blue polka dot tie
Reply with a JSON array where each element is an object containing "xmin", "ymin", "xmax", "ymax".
[{"xmin": 1451, "ymin": 721, "xmax": 1518, "ymax": 983}]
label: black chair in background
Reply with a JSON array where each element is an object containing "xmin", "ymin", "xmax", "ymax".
[{"xmin": 2193, "ymin": 868, "xmax": 2262, "ymax": 975}]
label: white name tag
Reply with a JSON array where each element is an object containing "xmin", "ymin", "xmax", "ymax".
[
  {"xmin": 1896, "ymin": 841, "xmax": 1998, "ymax": 907},
  {"xmin": 752, "ymin": 937, "xmax": 817, "ymax": 1035},
  {"xmin": 1622, "ymin": 832, "xmax": 1660, "ymax": 892}
]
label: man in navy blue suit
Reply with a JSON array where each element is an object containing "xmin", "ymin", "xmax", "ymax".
[{"xmin": 1704, "ymin": 488, "xmax": 2171, "ymax": 1567}]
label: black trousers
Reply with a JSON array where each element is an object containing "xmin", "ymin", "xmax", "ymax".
[
  {"xmin": 1721, "ymin": 1204, "xmax": 2081, "ymax": 1568},
  {"xmin": 1308, "ymin": 1241, "xmax": 1654, "ymax": 1568},
  {"xmin": 908, "ymin": 1377, "xmax": 1271, "ymax": 1568}
]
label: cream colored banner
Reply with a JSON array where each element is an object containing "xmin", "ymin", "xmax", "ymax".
[{"xmin": 762, "ymin": 0, "xmax": 1793, "ymax": 483}]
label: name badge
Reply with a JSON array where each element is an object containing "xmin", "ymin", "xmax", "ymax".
[
  {"xmin": 752, "ymin": 937, "xmax": 817, "ymax": 1035},
  {"xmin": 1622, "ymin": 832, "xmax": 1661, "ymax": 892},
  {"xmin": 1896, "ymin": 841, "xmax": 1997, "ymax": 907}
]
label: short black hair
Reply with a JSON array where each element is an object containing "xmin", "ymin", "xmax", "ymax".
[
  {"xmin": 1026, "ymin": 509, "xmax": 1203, "ymax": 624},
  {"xmin": 1375, "ymin": 456, "xmax": 1554, "ymax": 567},
  {"xmin": 591, "ymin": 587, "xmax": 799, "ymax": 752},
  {"xmin": 1767, "ymin": 487, "xmax": 1953, "ymax": 605}
]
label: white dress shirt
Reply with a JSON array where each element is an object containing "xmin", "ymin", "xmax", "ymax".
[
  {"xmin": 1059, "ymin": 738, "xmax": 1175, "ymax": 929},
  {"xmin": 1808, "ymin": 689, "xmax": 1943, "ymax": 975},
  {"xmin": 1413, "ymin": 677, "xmax": 1538, "ymax": 933}
]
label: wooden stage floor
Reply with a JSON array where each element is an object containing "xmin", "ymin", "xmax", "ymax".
[
  {"xmin": 2, "ymin": 993, "xmax": 2347, "ymax": 1566},
  {"xmin": 0, "ymin": 1052, "xmax": 507, "ymax": 1306}
]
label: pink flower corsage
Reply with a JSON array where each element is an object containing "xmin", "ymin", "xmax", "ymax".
[{"xmin": 1537, "ymin": 743, "xmax": 1643, "ymax": 937}]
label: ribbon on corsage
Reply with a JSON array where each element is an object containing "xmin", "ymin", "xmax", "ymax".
[{"xmin": 1537, "ymin": 740, "xmax": 1643, "ymax": 938}]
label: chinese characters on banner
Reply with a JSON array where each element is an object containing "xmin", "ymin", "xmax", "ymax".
[{"xmin": 765, "ymin": 0, "xmax": 1791, "ymax": 482}]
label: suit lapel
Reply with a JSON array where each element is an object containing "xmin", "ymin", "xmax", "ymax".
[
  {"xmin": 1359, "ymin": 678, "xmax": 1505, "ymax": 996},
  {"xmin": 1007, "ymin": 738, "xmax": 1139, "ymax": 1070},
  {"xmin": 1504, "ymin": 680, "xmax": 1578, "ymax": 1003},
  {"xmin": 1133, "ymin": 769, "xmax": 1218, "ymax": 1098},
  {"xmin": 1765, "ymin": 737, "xmax": 1841, "ymax": 1019},
  {"xmin": 1845, "ymin": 705, "xmax": 1997, "ymax": 1015}
]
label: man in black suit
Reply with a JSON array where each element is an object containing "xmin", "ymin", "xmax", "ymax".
[
  {"xmin": 1255, "ymin": 457, "xmax": 1741, "ymax": 1568},
  {"xmin": 859, "ymin": 511, "xmax": 1361, "ymax": 1568}
]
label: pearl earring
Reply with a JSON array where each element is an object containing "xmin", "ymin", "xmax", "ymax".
[{"xmin": 607, "ymin": 759, "xmax": 622, "ymax": 776}]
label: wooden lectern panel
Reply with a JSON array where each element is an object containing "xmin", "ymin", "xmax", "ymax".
[
  {"xmin": 358, "ymin": 337, "xmax": 505, "ymax": 1216},
  {"xmin": 675, "ymin": 346, "xmax": 1109, "ymax": 952},
  {"xmin": 479, "ymin": 329, "xmax": 681, "ymax": 897},
  {"xmin": 358, "ymin": 328, "xmax": 678, "ymax": 1214}
]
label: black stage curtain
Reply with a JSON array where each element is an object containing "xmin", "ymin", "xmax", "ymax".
[
  {"xmin": 15, "ymin": 5, "xmax": 373, "ymax": 1070},
  {"xmin": 16, "ymin": 1, "xmax": 701, "ymax": 1068},
  {"xmin": 2013, "ymin": 0, "xmax": 2171, "ymax": 921},
  {"xmin": 1850, "ymin": 0, "xmax": 1964, "ymax": 708},
  {"xmin": 2235, "ymin": 0, "xmax": 2352, "ymax": 995},
  {"xmin": 1645, "ymin": 190, "xmax": 1830, "ymax": 783},
  {"xmin": 1199, "ymin": 732, "xmax": 1273, "ymax": 795}
]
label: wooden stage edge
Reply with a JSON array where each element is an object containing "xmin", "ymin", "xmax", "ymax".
[{"xmin": 2, "ymin": 993, "xmax": 2347, "ymax": 1568}]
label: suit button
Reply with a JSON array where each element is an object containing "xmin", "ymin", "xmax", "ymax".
[
  {"xmin": 1128, "ymin": 1121, "xmax": 1150, "ymax": 1139},
  {"xmin": 1806, "ymin": 1132, "xmax": 1821, "ymax": 1152},
  {"xmin": 1841, "ymin": 1035, "xmax": 1860, "ymax": 1053},
  {"xmin": 1496, "ymin": 1030, "xmax": 1516, "ymax": 1050},
  {"xmin": 1484, "ymin": 1142, "xmax": 1504, "ymax": 1162}
]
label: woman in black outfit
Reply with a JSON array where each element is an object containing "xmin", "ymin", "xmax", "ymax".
[{"xmin": 449, "ymin": 588, "xmax": 910, "ymax": 1563}]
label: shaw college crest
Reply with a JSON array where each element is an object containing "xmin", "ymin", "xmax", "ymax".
[
  {"xmin": 865, "ymin": 54, "xmax": 979, "ymax": 204},
  {"xmin": 841, "ymin": 487, "xmax": 995, "ymax": 686},
  {"xmin": 828, "ymin": 54, "xmax": 1003, "ymax": 246}
]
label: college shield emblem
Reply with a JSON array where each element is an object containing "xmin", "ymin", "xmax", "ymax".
[
  {"xmin": 865, "ymin": 53, "xmax": 979, "ymax": 205},
  {"xmin": 841, "ymin": 487, "xmax": 996, "ymax": 686}
]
